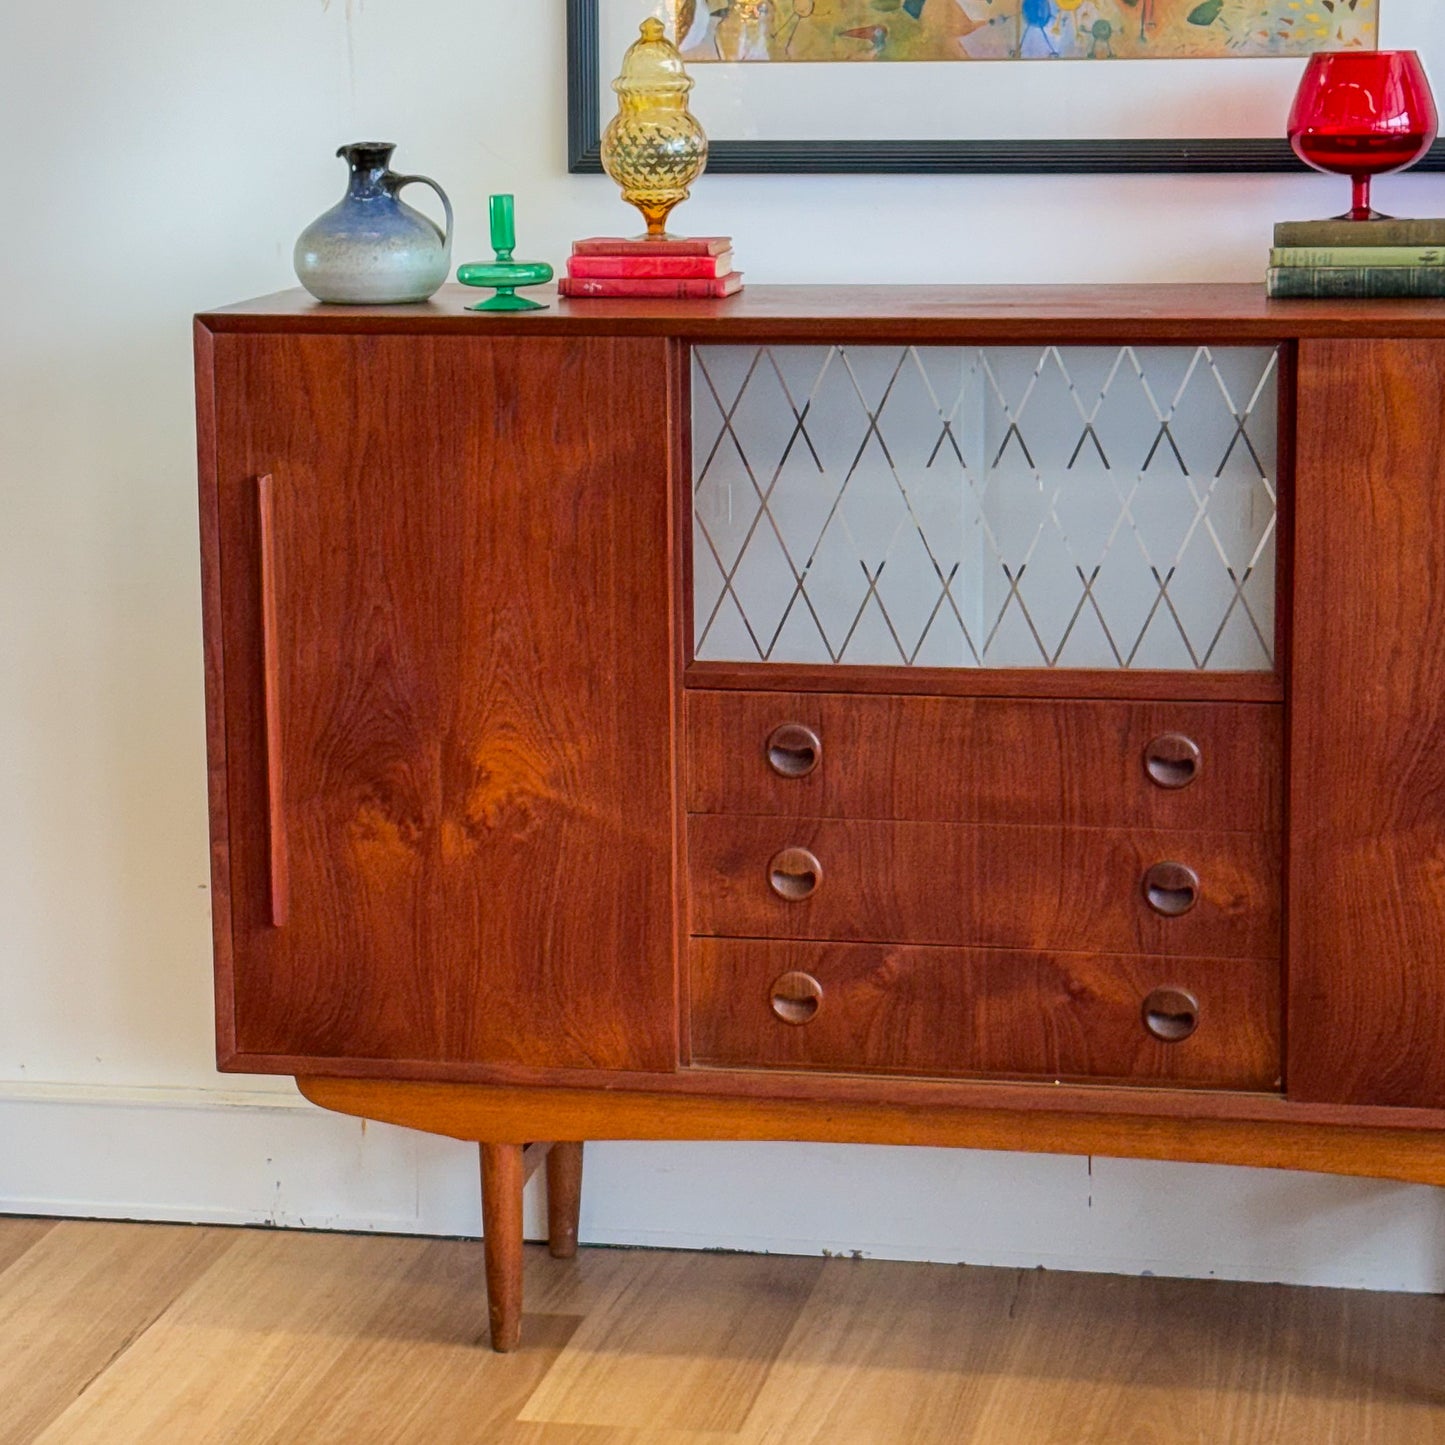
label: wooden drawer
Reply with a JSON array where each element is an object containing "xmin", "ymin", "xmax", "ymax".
[
  {"xmin": 687, "ymin": 692, "xmax": 1282, "ymax": 832},
  {"xmin": 688, "ymin": 816, "xmax": 1280, "ymax": 960},
  {"xmin": 690, "ymin": 940, "xmax": 1280, "ymax": 1090}
]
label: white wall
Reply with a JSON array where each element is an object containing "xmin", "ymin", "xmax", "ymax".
[{"xmin": 1, "ymin": 1, "xmax": 1441, "ymax": 1291}]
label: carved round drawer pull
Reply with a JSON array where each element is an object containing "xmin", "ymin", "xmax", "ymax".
[
  {"xmin": 1144, "ymin": 733, "xmax": 1201, "ymax": 790},
  {"xmin": 1143, "ymin": 987, "xmax": 1200, "ymax": 1043},
  {"xmin": 769, "ymin": 846, "xmax": 822, "ymax": 902},
  {"xmin": 766, "ymin": 723, "xmax": 822, "ymax": 779},
  {"xmin": 770, "ymin": 971, "xmax": 824, "ymax": 1026},
  {"xmin": 1142, "ymin": 861, "xmax": 1200, "ymax": 917}
]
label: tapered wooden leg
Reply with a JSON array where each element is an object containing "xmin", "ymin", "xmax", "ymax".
[
  {"xmin": 479, "ymin": 1142, "xmax": 525, "ymax": 1352},
  {"xmin": 546, "ymin": 1141, "xmax": 585, "ymax": 1259}
]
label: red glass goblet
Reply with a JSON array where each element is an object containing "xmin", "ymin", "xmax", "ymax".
[{"xmin": 1288, "ymin": 50, "xmax": 1438, "ymax": 220}]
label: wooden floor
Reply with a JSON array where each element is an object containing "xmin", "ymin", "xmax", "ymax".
[{"xmin": 0, "ymin": 1217, "xmax": 1440, "ymax": 1444}]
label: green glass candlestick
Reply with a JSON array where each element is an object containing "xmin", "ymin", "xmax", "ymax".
[{"xmin": 457, "ymin": 195, "xmax": 553, "ymax": 312}]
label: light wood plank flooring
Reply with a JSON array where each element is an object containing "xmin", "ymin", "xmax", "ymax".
[{"xmin": 0, "ymin": 1216, "xmax": 1439, "ymax": 1443}]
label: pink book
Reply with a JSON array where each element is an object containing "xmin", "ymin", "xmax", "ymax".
[
  {"xmin": 570, "ymin": 236, "xmax": 733, "ymax": 257},
  {"xmin": 559, "ymin": 273, "xmax": 745, "ymax": 300},
  {"xmin": 568, "ymin": 252, "xmax": 735, "ymax": 280}
]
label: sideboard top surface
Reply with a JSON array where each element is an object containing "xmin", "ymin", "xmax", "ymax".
[{"xmin": 198, "ymin": 283, "xmax": 1445, "ymax": 342}]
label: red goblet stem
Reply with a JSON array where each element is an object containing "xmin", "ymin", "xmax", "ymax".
[{"xmin": 1351, "ymin": 174, "xmax": 1372, "ymax": 221}]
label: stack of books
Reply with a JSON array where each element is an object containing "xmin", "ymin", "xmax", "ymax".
[
  {"xmin": 1267, "ymin": 218, "xmax": 1445, "ymax": 299},
  {"xmin": 560, "ymin": 236, "xmax": 743, "ymax": 299}
]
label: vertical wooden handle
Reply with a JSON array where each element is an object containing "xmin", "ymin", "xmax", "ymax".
[{"xmin": 256, "ymin": 473, "xmax": 289, "ymax": 928}]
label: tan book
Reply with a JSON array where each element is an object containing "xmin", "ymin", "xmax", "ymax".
[{"xmin": 1273, "ymin": 218, "xmax": 1445, "ymax": 248}]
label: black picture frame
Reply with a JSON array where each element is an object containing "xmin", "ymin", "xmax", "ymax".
[{"xmin": 567, "ymin": 0, "xmax": 1445, "ymax": 176}]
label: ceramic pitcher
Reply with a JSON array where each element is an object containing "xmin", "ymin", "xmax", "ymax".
[{"xmin": 294, "ymin": 143, "xmax": 453, "ymax": 304}]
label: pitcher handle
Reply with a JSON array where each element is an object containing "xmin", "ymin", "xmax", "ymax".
[{"xmin": 393, "ymin": 173, "xmax": 454, "ymax": 249}]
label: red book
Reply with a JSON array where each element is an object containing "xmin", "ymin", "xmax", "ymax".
[
  {"xmin": 559, "ymin": 273, "xmax": 744, "ymax": 300},
  {"xmin": 570, "ymin": 235, "xmax": 732, "ymax": 257},
  {"xmin": 569, "ymin": 252, "xmax": 735, "ymax": 280}
]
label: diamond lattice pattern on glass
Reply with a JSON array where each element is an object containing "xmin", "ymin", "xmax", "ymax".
[{"xmin": 692, "ymin": 345, "xmax": 1279, "ymax": 671}]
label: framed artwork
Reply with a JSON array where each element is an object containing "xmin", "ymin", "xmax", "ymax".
[{"xmin": 568, "ymin": 0, "xmax": 1445, "ymax": 173}]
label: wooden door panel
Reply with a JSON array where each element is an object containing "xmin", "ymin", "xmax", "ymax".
[
  {"xmin": 208, "ymin": 334, "xmax": 677, "ymax": 1073},
  {"xmin": 1290, "ymin": 339, "xmax": 1445, "ymax": 1108}
]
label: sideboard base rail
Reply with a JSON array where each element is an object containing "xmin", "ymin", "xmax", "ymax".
[{"xmin": 296, "ymin": 1076, "xmax": 1445, "ymax": 1189}]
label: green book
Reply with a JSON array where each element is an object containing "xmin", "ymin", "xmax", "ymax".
[
  {"xmin": 1270, "ymin": 245, "xmax": 1445, "ymax": 269},
  {"xmin": 1266, "ymin": 266, "xmax": 1445, "ymax": 299},
  {"xmin": 1273, "ymin": 218, "xmax": 1445, "ymax": 248}
]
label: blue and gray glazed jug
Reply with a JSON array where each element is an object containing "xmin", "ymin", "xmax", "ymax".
[{"xmin": 294, "ymin": 143, "xmax": 453, "ymax": 304}]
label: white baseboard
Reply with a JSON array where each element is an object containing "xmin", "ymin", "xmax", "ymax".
[{"xmin": 1, "ymin": 1082, "xmax": 1440, "ymax": 1292}]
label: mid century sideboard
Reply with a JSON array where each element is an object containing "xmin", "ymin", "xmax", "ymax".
[{"xmin": 196, "ymin": 284, "xmax": 1445, "ymax": 1350}]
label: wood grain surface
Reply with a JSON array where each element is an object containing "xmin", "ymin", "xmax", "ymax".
[
  {"xmin": 0, "ymin": 1221, "xmax": 232, "ymax": 1445},
  {"xmin": 518, "ymin": 1251, "xmax": 823, "ymax": 1433},
  {"xmin": 733, "ymin": 1263, "xmax": 1444, "ymax": 1445},
  {"xmin": 26, "ymin": 1229, "xmax": 569, "ymax": 1445},
  {"xmin": 689, "ymin": 939, "xmax": 1279, "ymax": 1089},
  {"xmin": 687, "ymin": 692, "xmax": 1283, "ymax": 832},
  {"xmin": 1290, "ymin": 339, "xmax": 1445, "ymax": 1110},
  {"xmin": 8, "ymin": 1221, "xmax": 1439, "ymax": 1444},
  {"xmin": 0, "ymin": 1217, "xmax": 53, "ymax": 1277},
  {"xmin": 689, "ymin": 816, "xmax": 1280, "ymax": 959},
  {"xmin": 205, "ymin": 333, "xmax": 678, "ymax": 1073},
  {"xmin": 200, "ymin": 284, "xmax": 1445, "ymax": 343}
]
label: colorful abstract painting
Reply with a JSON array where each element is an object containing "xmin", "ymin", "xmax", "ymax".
[{"xmin": 671, "ymin": 1, "xmax": 1378, "ymax": 61}]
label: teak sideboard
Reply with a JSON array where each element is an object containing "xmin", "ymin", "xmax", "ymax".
[{"xmin": 196, "ymin": 284, "xmax": 1445, "ymax": 1350}]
